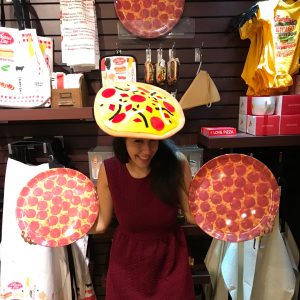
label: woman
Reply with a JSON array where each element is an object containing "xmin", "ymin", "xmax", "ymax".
[{"xmin": 89, "ymin": 137, "xmax": 196, "ymax": 300}]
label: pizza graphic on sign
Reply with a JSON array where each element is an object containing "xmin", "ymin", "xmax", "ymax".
[
  {"xmin": 94, "ymin": 82, "xmax": 185, "ymax": 139},
  {"xmin": 114, "ymin": 0, "xmax": 185, "ymax": 39},
  {"xmin": 189, "ymin": 154, "xmax": 280, "ymax": 242},
  {"xmin": 16, "ymin": 168, "xmax": 99, "ymax": 247}
]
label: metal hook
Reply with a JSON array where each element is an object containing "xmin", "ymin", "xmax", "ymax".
[
  {"xmin": 169, "ymin": 42, "xmax": 176, "ymax": 60},
  {"xmin": 196, "ymin": 42, "xmax": 204, "ymax": 75},
  {"xmin": 115, "ymin": 42, "xmax": 122, "ymax": 55}
]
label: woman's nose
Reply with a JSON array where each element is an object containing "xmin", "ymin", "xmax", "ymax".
[{"xmin": 141, "ymin": 141, "xmax": 151, "ymax": 154}]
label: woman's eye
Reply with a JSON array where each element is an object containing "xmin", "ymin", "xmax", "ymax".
[{"xmin": 134, "ymin": 139, "xmax": 143, "ymax": 143}]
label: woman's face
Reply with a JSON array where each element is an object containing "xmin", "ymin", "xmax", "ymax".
[{"xmin": 125, "ymin": 138, "xmax": 159, "ymax": 170}]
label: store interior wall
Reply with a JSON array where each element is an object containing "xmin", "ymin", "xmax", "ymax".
[{"xmin": 0, "ymin": 0, "xmax": 299, "ymax": 298}]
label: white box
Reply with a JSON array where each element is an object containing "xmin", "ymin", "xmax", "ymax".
[
  {"xmin": 88, "ymin": 146, "xmax": 114, "ymax": 182},
  {"xmin": 177, "ymin": 145, "xmax": 203, "ymax": 177},
  {"xmin": 239, "ymin": 97, "xmax": 251, "ymax": 115},
  {"xmin": 247, "ymin": 115, "xmax": 280, "ymax": 136},
  {"xmin": 238, "ymin": 114, "xmax": 248, "ymax": 133}
]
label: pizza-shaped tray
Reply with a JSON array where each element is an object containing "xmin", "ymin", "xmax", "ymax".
[
  {"xmin": 16, "ymin": 168, "xmax": 99, "ymax": 247},
  {"xmin": 189, "ymin": 154, "xmax": 280, "ymax": 242},
  {"xmin": 114, "ymin": 0, "xmax": 185, "ymax": 39}
]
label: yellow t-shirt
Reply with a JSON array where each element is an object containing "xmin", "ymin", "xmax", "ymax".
[
  {"xmin": 240, "ymin": 0, "xmax": 300, "ymax": 95},
  {"xmin": 259, "ymin": 0, "xmax": 300, "ymax": 88}
]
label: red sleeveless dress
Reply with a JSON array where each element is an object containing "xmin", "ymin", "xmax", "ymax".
[{"xmin": 104, "ymin": 157, "xmax": 195, "ymax": 300}]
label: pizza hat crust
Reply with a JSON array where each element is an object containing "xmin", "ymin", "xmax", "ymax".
[{"xmin": 94, "ymin": 82, "xmax": 185, "ymax": 139}]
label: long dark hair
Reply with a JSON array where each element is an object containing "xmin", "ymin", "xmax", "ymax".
[{"xmin": 113, "ymin": 137, "xmax": 185, "ymax": 206}]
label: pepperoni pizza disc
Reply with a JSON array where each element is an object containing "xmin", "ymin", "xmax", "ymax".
[
  {"xmin": 94, "ymin": 82, "xmax": 185, "ymax": 139},
  {"xmin": 16, "ymin": 168, "xmax": 99, "ymax": 247},
  {"xmin": 189, "ymin": 154, "xmax": 280, "ymax": 242},
  {"xmin": 115, "ymin": 0, "xmax": 185, "ymax": 39}
]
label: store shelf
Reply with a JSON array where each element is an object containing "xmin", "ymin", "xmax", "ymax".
[
  {"xmin": 198, "ymin": 132, "xmax": 300, "ymax": 149},
  {"xmin": 0, "ymin": 107, "xmax": 94, "ymax": 122}
]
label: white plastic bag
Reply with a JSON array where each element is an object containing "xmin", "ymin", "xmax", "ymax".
[{"xmin": 0, "ymin": 27, "xmax": 51, "ymax": 108}]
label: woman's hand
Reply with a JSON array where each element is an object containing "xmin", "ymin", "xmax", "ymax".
[{"xmin": 21, "ymin": 231, "xmax": 36, "ymax": 245}]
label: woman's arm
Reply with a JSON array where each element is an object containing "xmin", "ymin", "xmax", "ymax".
[
  {"xmin": 89, "ymin": 163, "xmax": 114, "ymax": 234},
  {"xmin": 178, "ymin": 153, "xmax": 196, "ymax": 225}
]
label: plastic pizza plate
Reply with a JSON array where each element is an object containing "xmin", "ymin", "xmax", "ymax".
[
  {"xmin": 189, "ymin": 154, "xmax": 280, "ymax": 242},
  {"xmin": 114, "ymin": 0, "xmax": 185, "ymax": 39},
  {"xmin": 16, "ymin": 168, "xmax": 99, "ymax": 247}
]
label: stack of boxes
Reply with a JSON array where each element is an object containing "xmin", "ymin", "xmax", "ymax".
[{"xmin": 238, "ymin": 95, "xmax": 300, "ymax": 136}]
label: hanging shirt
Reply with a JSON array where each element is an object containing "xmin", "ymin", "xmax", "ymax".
[{"xmin": 240, "ymin": 0, "xmax": 300, "ymax": 95}]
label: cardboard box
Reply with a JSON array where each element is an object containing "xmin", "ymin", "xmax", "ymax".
[
  {"xmin": 88, "ymin": 146, "xmax": 114, "ymax": 183},
  {"xmin": 238, "ymin": 114, "xmax": 248, "ymax": 133},
  {"xmin": 280, "ymin": 115, "xmax": 300, "ymax": 135},
  {"xmin": 247, "ymin": 115, "xmax": 280, "ymax": 136},
  {"xmin": 201, "ymin": 127, "xmax": 236, "ymax": 137},
  {"xmin": 51, "ymin": 76, "xmax": 89, "ymax": 108},
  {"xmin": 177, "ymin": 145, "xmax": 203, "ymax": 177},
  {"xmin": 275, "ymin": 94, "xmax": 300, "ymax": 115}
]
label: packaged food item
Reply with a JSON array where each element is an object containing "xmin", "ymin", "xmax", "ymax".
[
  {"xmin": 167, "ymin": 47, "xmax": 180, "ymax": 86},
  {"xmin": 144, "ymin": 48, "xmax": 154, "ymax": 84},
  {"xmin": 155, "ymin": 48, "xmax": 166, "ymax": 85}
]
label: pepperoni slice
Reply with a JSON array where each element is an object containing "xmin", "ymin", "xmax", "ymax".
[
  {"xmin": 150, "ymin": 116, "xmax": 164, "ymax": 131},
  {"xmin": 216, "ymin": 204, "xmax": 227, "ymax": 215},
  {"xmin": 235, "ymin": 164, "xmax": 247, "ymax": 176},
  {"xmin": 234, "ymin": 177, "xmax": 246, "ymax": 188},
  {"xmin": 112, "ymin": 113, "xmax": 126, "ymax": 123},
  {"xmin": 206, "ymin": 211, "xmax": 217, "ymax": 223},
  {"xmin": 198, "ymin": 189, "xmax": 209, "ymax": 201},
  {"xmin": 200, "ymin": 202, "xmax": 211, "ymax": 212},
  {"xmin": 223, "ymin": 163, "xmax": 234, "ymax": 176},
  {"xmin": 213, "ymin": 181, "xmax": 223, "ymax": 192},
  {"xmin": 211, "ymin": 168, "xmax": 222, "ymax": 180},
  {"xmin": 166, "ymin": 4, "xmax": 175, "ymax": 14},
  {"xmin": 222, "ymin": 176, "xmax": 234, "ymax": 187},
  {"xmin": 230, "ymin": 199, "xmax": 242, "ymax": 211},
  {"xmin": 215, "ymin": 218, "xmax": 226, "ymax": 229},
  {"xmin": 256, "ymin": 182, "xmax": 270, "ymax": 195},
  {"xmin": 141, "ymin": 8, "xmax": 149, "ymax": 18},
  {"xmin": 247, "ymin": 171, "xmax": 260, "ymax": 183},
  {"xmin": 244, "ymin": 196, "xmax": 256, "ymax": 208},
  {"xmin": 257, "ymin": 195, "xmax": 269, "ymax": 207},
  {"xmin": 199, "ymin": 178, "xmax": 210, "ymax": 190},
  {"xmin": 163, "ymin": 101, "xmax": 175, "ymax": 113},
  {"xmin": 211, "ymin": 193, "xmax": 222, "ymax": 205},
  {"xmin": 143, "ymin": 0, "xmax": 151, "ymax": 8},
  {"xmin": 122, "ymin": 0, "xmax": 131, "ymax": 9},
  {"xmin": 102, "ymin": 88, "xmax": 116, "ymax": 98}
]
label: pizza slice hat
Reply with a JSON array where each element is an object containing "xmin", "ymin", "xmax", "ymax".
[{"xmin": 94, "ymin": 82, "xmax": 185, "ymax": 139}]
